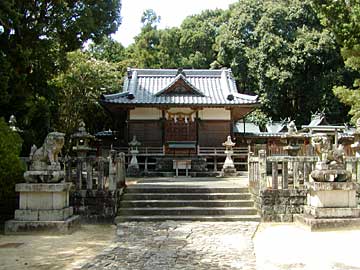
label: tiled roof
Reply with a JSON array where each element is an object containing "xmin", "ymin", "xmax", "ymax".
[{"xmin": 101, "ymin": 68, "xmax": 258, "ymax": 106}]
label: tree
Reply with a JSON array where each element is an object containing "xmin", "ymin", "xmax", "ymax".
[
  {"xmin": 178, "ymin": 9, "xmax": 228, "ymax": 68},
  {"xmin": 89, "ymin": 36, "xmax": 126, "ymax": 63},
  {"xmin": 0, "ymin": 118, "xmax": 24, "ymax": 200},
  {"xmin": 216, "ymin": 0, "xmax": 349, "ymax": 124},
  {"xmin": 0, "ymin": 0, "xmax": 122, "ymax": 153},
  {"xmin": 312, "ymin": 0, "xmax": 360, "ymax": 123},
  {"xmin": 51, "ymin": 50, "xmax": 122, "ymax": 136},
  {"xmin": 125, "ymin": 9, "xmax": 162, "ymax": 68}
]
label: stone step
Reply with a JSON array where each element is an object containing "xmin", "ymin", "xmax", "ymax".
[
  {"xmin": 125, "ymin": 186, "xmax": 249, "ymax": 194},
  {"xmin": 115, "ymin": 215, "xmax": 261, "ymax": 223},
  {"xmin": 121, "ymin": 193, "xmax": 252, "ymax": 201},
  {"xmin": 118, "ymin": 207, "xmax": 258, "ymax": 216},
  {"xmin": 120, "ymin": 199, "xmax": 254, "ymax": 208}
]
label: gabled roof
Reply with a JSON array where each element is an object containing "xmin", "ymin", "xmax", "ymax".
[
  {"xmin": 301, "ymin": 113, "xmax": 345, "ymax": 132},
  {"xmin": 100, "ymin": 68, "xmax": 259, "ymax": 107},
  {"xmin": 307, "ymin": 113, "xmax": 329, "ymax": 127},
  {"xmin": 154, "ymin": 74, "xmax": 205, "ymax": 97},
  {"xmin": 265, "ymin": 121, "xmax": 288, "ymax": 133}
]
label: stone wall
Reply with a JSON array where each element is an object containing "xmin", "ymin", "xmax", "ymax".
[
  {"xmin": 251, "ymin": 189, "xmax": 307, "ymax": 222},
  {"xmin": 70, "ymin": 189, "xmax": 123, "ymax": 222}
]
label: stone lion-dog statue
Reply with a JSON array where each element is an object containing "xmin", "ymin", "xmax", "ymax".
[{"xmin": 24, "ymin": 132, "xmax": 65, "ymax": 183}]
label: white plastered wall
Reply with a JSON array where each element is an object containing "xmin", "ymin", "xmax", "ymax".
[
  {"xmin": 129, "ymin": 108, "xmax": 162, "ymax": 120},
  {"xmin": 199, "ymin": 108, "xmax": 231, "ymax": 120}
]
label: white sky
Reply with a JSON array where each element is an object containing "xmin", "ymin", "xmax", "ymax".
[{"xmin": 113, "ymin": 0, "xmax": 237, "ymax": 47}]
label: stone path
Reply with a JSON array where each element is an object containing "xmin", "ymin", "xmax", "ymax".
[{"xmin": 82, "ymin": 221, "xmax": 259, "ymax": 270}]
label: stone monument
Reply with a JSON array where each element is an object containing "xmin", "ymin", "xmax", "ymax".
[
  {"xmin": 295, "ymin": 133, "xmax": 360, "ymax": 231},
  {"xmin": 282, "ymin": 120, "xmax": 302, "ymax": 156},
  {"xmin": 127, "ymin": 136, "xmax": 141, "ymax": 177},
  {"xmin": 5, "ymin": 132, "xmax": 80, "ymax": 234},
  {"xmin": 220, "ymin": 136, "xmax": 238, "ymax": 177}
]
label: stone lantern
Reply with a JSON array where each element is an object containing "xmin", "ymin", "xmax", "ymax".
[
  {"xmin": 282, "ymin": 120, "xmax": 302, "ymax": 156},
  {"xmin": 71, "ymin": 121, "xmax": 95, "ymax": 158},
  {"xmin": 220, "ymin": 135, "xmax": 237, "ymax": 177},
  {"xmin": 351, "ymin": 118, "xmax": 360, "ymax": 157},
  {"xmin": 127, "ymin": 136, "xmax": 141, "ymax": 176}
]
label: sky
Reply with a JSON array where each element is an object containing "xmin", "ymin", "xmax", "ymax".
[{"xmin": 113, "ymin": 0, "xmax": 237, "ymax": 47}]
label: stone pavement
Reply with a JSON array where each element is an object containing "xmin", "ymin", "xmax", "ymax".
[
  {"xmin": 255, "ymin": 223, "xmax": 360, "ymax": 270},
  {"xmin": 82, "ymin": 221, "xmax": 259, "ymax": 270},
  {"xmin": 0, "ymin": 224, "xmax": 116, "ymax": 270}
]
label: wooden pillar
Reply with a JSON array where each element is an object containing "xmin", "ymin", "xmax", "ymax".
[
  {"xmin": 196, "ymin": 110, "xmax": 199, "ymax": 149},
  {"xmin": 126, "ymin": 110, "xmax": 130, "ymax": 143},
  {"xmin": 161, "ymin": 110, "xmax": 165, "ymax": 146}
]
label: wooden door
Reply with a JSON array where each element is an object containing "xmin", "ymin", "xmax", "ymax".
[{"xmin": 164, "ymin": 120, "xmax": 196, "ymax": 142}]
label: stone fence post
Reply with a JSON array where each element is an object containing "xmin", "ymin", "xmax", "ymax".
[
  {"xmin": 97, "ymin": 157, "xmax": 105, "ymax": 190},
  {"xmin": 108, "ymin": 150, "xmax": 117, "ymax": 191},
  {"xmin": 258, "ymin": 150, "xmax": 267, "ymax": 190},
  {"xmin": 116, "ymin": 152, "xmax": 126, "ymax": 188}
]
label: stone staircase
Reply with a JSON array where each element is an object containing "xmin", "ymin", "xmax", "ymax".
[{"xmin": 115, "ymin": 179, "xmax": 260, "ymax": 222}]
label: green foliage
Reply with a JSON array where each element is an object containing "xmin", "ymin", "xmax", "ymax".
[
  {"xmin": 312, "ymin": 0, "xmax": 360, "ymax": 123},
  {"xmin": 178, "ymin": 9, "xmax": 228, "ymax": 68},
  {"xmin": 0, "ymin": 0, "xmax": 122, "ymax": 153},
  {"xmin": 0, "ymin": 118, "xmax": 24, "ymax": 200},
  {"xmin": 89, "ymin": 36, "xmax": 126, "ymax": 63},
  {"xmin": 126, "ymin": 8, "xmax": 228, "ymax": 69},
  {"xmin": 216, "ymin": 0, "xmax": 349, "ymax": 124},
  {"xmin": 52, "ymin": 50, "xmax": 122, "ymax": 136}
]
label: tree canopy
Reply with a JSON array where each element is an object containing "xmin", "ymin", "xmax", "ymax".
[
  {"xmin": 216, "ymin": 0, "xmax": 349, "ymax": 124},
  {"xmin": 312, "ymin": 0, "xmax": 360, "ymax": 123},
  {"xmin": 0, "ymin": 118, "xmax": 24, "ymax": 200},
  {"xmin": 1, "ymin": 0, "xmax": 358, "ymax": 153},
  {"xmin": 0, "ymin": 0, "xmax": 121, "ymax": 152},
  {"xmin": 51, "ymin": 50, "xmax": 122, "ymax": 136}
]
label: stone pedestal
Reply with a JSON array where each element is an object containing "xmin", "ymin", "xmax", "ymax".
[
  {"xmin": 220, "ymin": 150, "xmax": 238, "ymax": 177},
  {"xmin": 5, "ymin": 183, "xmax": 80, "ymax": 234},
  {"xmin": 295, "ymin": 182, "xmax": 360, "ymax": 231}
]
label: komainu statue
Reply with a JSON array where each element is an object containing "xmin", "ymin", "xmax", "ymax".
[
  {"xmin": 310, "ymin": 133, "xmax": 351, "ymax": 182},
  {"xmin": 24, "ymin": 132, "xmax": 65, "ymax": 183}
]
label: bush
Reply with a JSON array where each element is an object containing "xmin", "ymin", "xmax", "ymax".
[{"xmin": 0, "ymin": 118, "xmax": 25, "ymax": 200}]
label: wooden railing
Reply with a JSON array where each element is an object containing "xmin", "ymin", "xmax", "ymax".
[
  {"xmin": 198, "ymin": 146, "xmax": 248, "ymax": 156},
  {"xmin": 113, "ymin": 146, "xmax": 165, "ymax": 156},
  {"xmin": 249, "ymin": 150, "xmax": 360, "ymax": 191}
]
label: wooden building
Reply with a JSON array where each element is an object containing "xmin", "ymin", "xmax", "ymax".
[{"xmin": 100, "ymin": 68, "xmax": 259, "ymax": 156}]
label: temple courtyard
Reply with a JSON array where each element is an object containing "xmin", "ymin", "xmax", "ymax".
[{"xmin": 1, "ymin": 221, "xmax": 360, "ymax": 270}]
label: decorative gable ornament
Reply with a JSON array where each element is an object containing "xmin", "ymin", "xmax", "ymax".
[{"xmin": 155, "ymin": 74, "xmax": 205, "ymax": 97}]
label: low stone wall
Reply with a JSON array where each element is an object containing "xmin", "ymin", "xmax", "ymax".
[
  {"xmin": 251, "ymin": 189, "xmax": 307, "ymax": 222},
  {"xmin": 70, "ymin": 189, "xmax": 123, "ymax": 222}
]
